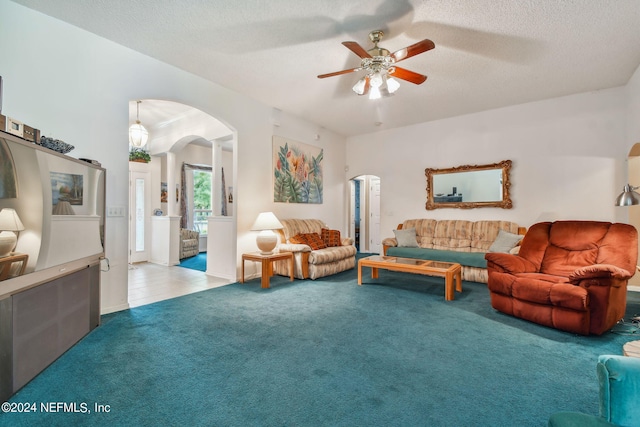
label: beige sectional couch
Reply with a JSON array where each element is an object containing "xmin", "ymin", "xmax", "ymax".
[
  {"xmin": 273, "ymin": 219, "xmax": 357, "ymax": 280},
  {"xmin": 382, "ymin": 219, "xmax": 525, "ymax": 283}
]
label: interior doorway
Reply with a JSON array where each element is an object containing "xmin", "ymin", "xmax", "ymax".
[
  {"xmin": 349, "ymin": 175, "xmax": 381, "ymax": 254},
  {"xmin": 128, "ymin": 167, "xmax": 151, "ymax": 263}
]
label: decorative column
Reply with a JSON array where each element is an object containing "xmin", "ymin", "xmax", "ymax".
[
  {"xmin": 212, "ymin": 141, "xmax": 223, "ymax": 216},
  {"xmin": 166, "ymin": 151, "xmax": 177, "ymax": 217}
]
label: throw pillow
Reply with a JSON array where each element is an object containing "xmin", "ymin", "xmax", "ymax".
[
  {"xmin": 489, "ymin": 229, "xmax": 524, "ymax": 253},
  {"xmin": 394, "ymin": 228, "xmax": 419, "ymax": 248},
  {"xmin": 303, "ymin": 233, "xmax": 327, "ymax": 250},
  {"xmin": 321, "ymin": 228, "xmax": 341, "ymax": 247},
  {"xmin": 289, "ymin": 234, "xmax": 307, "ymax": 245}
]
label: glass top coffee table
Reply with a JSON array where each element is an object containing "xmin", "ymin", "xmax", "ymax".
[{"xmin": 358, "ymin": 255, "xmax": 462, "ymax": 301}]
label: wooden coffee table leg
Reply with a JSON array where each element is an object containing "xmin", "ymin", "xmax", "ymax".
[
  {"xmin": 358, "ymin": 262, "xmax": 363, "ymax": 285},
  {"xmin": 445, "ymin": 271, "xmax": 454, "ymax": 301},
  {"xmin": 455, "ymin": 268, "xmax": 462, "ymax": 293},
  {"xmin": 371, "ymin": 267, "xmax": 379, "ymax": 279},
  {"xmin": 241, "ymin": 258, "xmax": 246, "ymax": 283}
]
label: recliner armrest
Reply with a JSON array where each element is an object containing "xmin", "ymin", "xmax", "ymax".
[
  {"xmin": 568, "ymin": 264, "xmax": 632, "ymax": 284},
  {"xmin": 381, "ymin": 237, "xmax": 398, "ymax": 247},
  {"xmin": 485, "ymin": 252, "xmax": 538, "ymax": 274},
  {"xmin": 278, "ymin": 243, "xmax": 312, "ymax": 253},
  {"xmin": 341, "ymin": 237, "xmax": 354, "ymax": 246}
]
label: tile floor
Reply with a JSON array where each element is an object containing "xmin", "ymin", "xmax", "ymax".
[{"xmin": 128, "ymin": 262, "xmax": 230, "ymax": 308}]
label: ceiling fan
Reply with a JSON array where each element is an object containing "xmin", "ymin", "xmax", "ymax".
[{"xmin": 318, "ymin": 30, "xmax": 435, "ymax": 99}]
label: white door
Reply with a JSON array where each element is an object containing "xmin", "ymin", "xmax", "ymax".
[
  {"xmin": 349, "ymin": 180, "xmax": 356, "ymax": 244},
  {"xmin": 369, "ymin": 177, "xmax": 381, "ymax": 253},
  {"xmin": 129, "ymin": 170, "xmax": 151, "ymax": 263}
]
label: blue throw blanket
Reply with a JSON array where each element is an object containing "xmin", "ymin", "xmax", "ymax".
[{"xmin": 386, "ymin": 247, "xmax": 487, "ymax": 268}]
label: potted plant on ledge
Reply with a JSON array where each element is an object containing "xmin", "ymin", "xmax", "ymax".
[{"xmin": 129, "ymin": 147, "xmax": 151, "ymax": 163}]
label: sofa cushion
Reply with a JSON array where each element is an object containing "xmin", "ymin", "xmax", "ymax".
[
  {"xmin": 507, "ymin": 274, "xmax": 588, "ymax": 311},
  {"xmin": 289, "ymin": 232, "xmax": 327, "ymax": 250},
  {"xmin": 432, "ymin": 220, "xmax": 474, "ymax": 251},
  {"xmin": 471, "ymin": 221, "xmax": 521, "ymax": 251},
  {"xmin": 321, "ymin": 228, "xmax": 341, "ymax": 247},
  {"xmin": 386, "ymin": 247, "xmax": 487, "ymax": 268},
  {"xmin": 394, "ymin": 228, "xmax": 419, "ymax": 247},
  {"xmin": 308, "ymin": 245, "xmax": 357, "ymax": 264},
  {"xmin": 402, "ymin": 219, "xmax": 437, "ymax": 248},
  {"xmin": 289, "ymin": 234, "xmax": 307, "ymax": 244},
  {"xmin": 305, "ymin": 233, "xmax": 327, "ymax": 250},
  {"xmin": 489, "ymin": 229, "xmax": 524, "ymax": 253}
]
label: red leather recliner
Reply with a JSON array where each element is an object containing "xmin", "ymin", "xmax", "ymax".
[{"xmin": 485, "ymin": 221, "xmax": 638, "ymax": 335}]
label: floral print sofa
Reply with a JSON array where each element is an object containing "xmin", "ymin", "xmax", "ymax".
[
  {"xmin": 382, "ymin": 219, "xmax": 525, "ymax": 283},
  {"xmin": 273, "ymin": 219, "xmax": 356, "ymax": 279}
]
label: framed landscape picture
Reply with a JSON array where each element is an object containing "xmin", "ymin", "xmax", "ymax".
[
  {"xmin": 50, "ymin": 172, "xmax": 83, "ymax": 206},
  {"xmin": 273, "ymin": 136, "xmax": 323, "ymax": 204}
]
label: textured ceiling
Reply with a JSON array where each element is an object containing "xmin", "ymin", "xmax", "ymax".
[{"xmin": 11, "ymin": 0, "xmax": 640, "ymax": 137}]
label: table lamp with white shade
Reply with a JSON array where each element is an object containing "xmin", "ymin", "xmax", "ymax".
[
  {"xmin": 0, "ymin": 208, "xmax": 25, "ymax": 257},
  {"xmin": 251, "ymin": 212, "xmax": 284, "ymax": 255}
]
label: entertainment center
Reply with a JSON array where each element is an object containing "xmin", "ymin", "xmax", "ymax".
[{"xmin": 0, "ymin": 130, "xmax": 105, "ymax": 401}]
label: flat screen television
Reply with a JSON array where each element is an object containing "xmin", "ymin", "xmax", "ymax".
[{"xmin": 0, "ymin": 130, "xmax": 105, "ymax": 295}]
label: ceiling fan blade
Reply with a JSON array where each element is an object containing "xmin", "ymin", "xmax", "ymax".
[
  {"xmin": 391, "ymin": 39, "xmax": 435, "ymax": 62},
  {"xmin": 317, "ymin": 68, "xmax": 361, "ymax": 79},
  {"xmin": 390, "ymin": 67, "xmax": 428, "ymax": 85},
  {"xmin": 342, "ymin": 41, "xmax": 372, "ymax": 59}
]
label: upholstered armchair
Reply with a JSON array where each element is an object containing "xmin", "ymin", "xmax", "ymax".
[
  {"xmin": 485, "ymin": 221, "xmax": 638, "ymax": 335},
  {"xmin": 548, "ymin": 355, "xmax": 640, "ymax": 427},
  {"xmin": 180, "ymin": 228, "xmax": 200, "ymax": 259}
]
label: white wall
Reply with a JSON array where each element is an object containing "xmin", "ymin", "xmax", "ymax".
[
  {"xmin": 346, "ymin": 86, "xmax": 631, "ymax": 237},
  {"xmin": 0, "ymin": 1, "xmax": 347, "ymax": 313},
  {"xmin": 627, "ymin": 63, "xmax": 640, "ymax": 147}
]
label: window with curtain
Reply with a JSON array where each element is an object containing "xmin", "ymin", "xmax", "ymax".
[
  {"xmin": 181, "ymin": 163, "xmax": 212, "ymax": 232},
  {"xmin": 192, "ymin": 169, "xmax": 212, "ymax": 235}
]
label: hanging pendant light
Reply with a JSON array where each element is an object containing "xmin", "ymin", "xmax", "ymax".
[{"xmin": 129, "ymin": 100, "xmax": 149, "ymax": 147}]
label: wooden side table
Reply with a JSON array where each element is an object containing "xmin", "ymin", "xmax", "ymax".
[
  {"xmin": 0, "ymin": 252, "xmax": 29, "ymax": 281},
  {"xmin": 241, "ymin": 251, "xmax": 294, "ymax": 289}
]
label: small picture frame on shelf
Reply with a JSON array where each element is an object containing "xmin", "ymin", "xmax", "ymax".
[{"xmin": 6, "ymin": 117, "xmax": 23, "ymax": 138}]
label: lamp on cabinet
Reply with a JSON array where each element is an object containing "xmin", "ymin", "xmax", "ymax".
[{"xmin": 0, "ymin": 208, "xmax": 24, "ymax": 257}]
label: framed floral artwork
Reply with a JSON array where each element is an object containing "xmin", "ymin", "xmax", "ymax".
[{"xmin": 273, "ymin": 136, "xmax": 323, "ymax": 204}]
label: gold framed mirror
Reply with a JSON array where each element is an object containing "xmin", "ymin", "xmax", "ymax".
[{"xmin": 425, "ymin": 160, "xmax": 512, "ymax": 210}]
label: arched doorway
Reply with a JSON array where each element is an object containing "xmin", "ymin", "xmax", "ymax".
[{"xmin": 127, "ymin": 99, "xmax": 237, "ymax": 306}]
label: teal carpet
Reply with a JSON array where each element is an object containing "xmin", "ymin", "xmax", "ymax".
[
  {"xmin": 4, "ymin": 262, "xmax": 640, "ymax": 426},
  {"xmin": 178, "ymin": 252, "xmax": 206, "ymax": 272}
]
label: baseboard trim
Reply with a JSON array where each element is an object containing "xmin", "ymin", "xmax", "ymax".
[{"xmin": 101, "ymin": 302, "xmax": 130, "ymax": 314}]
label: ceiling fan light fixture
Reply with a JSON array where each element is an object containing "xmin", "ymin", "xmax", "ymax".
[
  {"xmin": 386, "ymin": 76, "xmax": 400, "ymax": 94},
  {"xmin": 352, "ymin": 78, "xmax": 367, "ymax": 95},
  {"xmin": 129, "ymin": 100, "xmax": 149, "ymax": 147},
  {"xmin": 369, "ymin": 86, "xmax": 381, "ymax": 100},
  {"xmin": 369, "ymin": 72, "xmax": 383, "ymax": 88}
]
